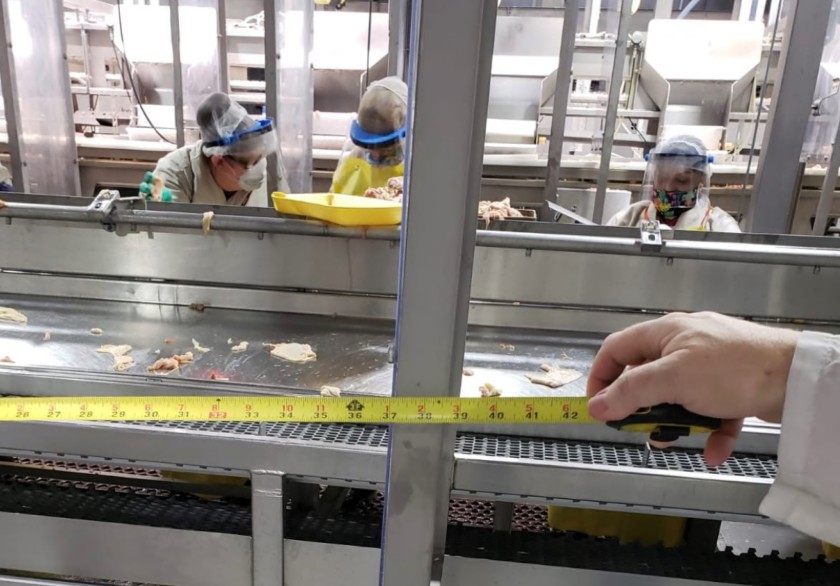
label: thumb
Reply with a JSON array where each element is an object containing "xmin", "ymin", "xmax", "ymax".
[{"xmin": 588, "ymin": 354, "xmax": 683, "ymax": 421}]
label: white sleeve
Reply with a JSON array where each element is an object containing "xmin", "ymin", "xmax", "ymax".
[{"xmin": 759, "ymin": 331, "xmax": 840, "ymax": 545}]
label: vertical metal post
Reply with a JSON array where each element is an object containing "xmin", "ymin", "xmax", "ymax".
[
  {"xmin": 388, "ymin": 0, "xmax": 410, "ymax": 78},
  {"xmin": 217, "ymin": 0, "xmax": 229, "ymax": 93},
  {"xmin": 542, "ymin": 0, "xmax": 580, "ymax": 202},
  {"xmin": 264, "ymin": 0, "xmax": 281, "ymax": 192},
  {"xmin": 748, "ymin": 0, "xmax": 832, "ymax": 234},
  {"xmin": 0, "ymin": 1, "xmax": 26, "ymax": 191},
  {"xmin": 264, "ymin": 0, "xmax": 312, "ymax": 193},
  {"xmin": 812, "ymin": 122, "xmax": 840, "ymax": 235},
  {"xmin": 592, "ymin": 0, "xmax": 631, "ymax": 223},
  {"xmin": 654, "ymin": 0, "xmax": 674, "ymax": 19},
  {"xmin": 378, "ymin": 0, "xmax": 497, "ymax": 584},
  {"xmin": 768, "ymin": 0, "xmax": 782, "ymax": 29},
  {"xmin": 169, "ymin": 0, "xmax": 185, "ymax": 147},
  {"xmin": 53, "ymin": 1, "xmax": 83, "ymax": 197},
  {"xmin": 585, "ymin": 0, "xmax": 602, "ymax": 34},
  {"xmin": 251, "ymin": 470, "xmax": 284, "ymax": 586}
]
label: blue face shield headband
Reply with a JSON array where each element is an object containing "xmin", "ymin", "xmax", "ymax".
[
  {"xmin": 350, "ymin": 120, "xmax": 407, "ymax": 150},
  {"xmin": 203, "ymin": 118, "xmax": 274, "ymax": 150}
]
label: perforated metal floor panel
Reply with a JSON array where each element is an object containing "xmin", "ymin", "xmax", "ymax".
[
  {"xmin": 140, "ymin": 420, "xmax": 390, "ymax": 448},
  {"xmin": 130, "ymin": 421, "xmax": 777, "ymax": 480},
  {"xmin": 455, "ymin": 434, "xmax": 778, "ymax": 479}
]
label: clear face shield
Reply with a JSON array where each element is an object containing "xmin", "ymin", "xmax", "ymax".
[
  {"xmin": 641, "ymin": 153, "xmax": 711, "ymax": 222},
  {"xmin": 202, "ymin": 118, "xmax": 278, "ymax": 191}
]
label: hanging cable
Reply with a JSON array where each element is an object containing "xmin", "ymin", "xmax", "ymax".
[{"xmin": 114, "ymin": 0, "xmax": 175, "ymax": 145}]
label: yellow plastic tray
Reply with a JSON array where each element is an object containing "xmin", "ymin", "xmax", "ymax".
[{"xmin": 272, "ymin": 192, "xmax": 402, "ymax": 227}]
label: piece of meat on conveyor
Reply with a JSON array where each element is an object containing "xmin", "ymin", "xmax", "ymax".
[{"xmin": 0, "ymin": 295, "xmax": 597, "ymax": 398}]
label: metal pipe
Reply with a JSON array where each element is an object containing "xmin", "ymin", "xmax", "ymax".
[
  {"xmin": 542, "ymin": 0, "xmax": 580, "ymax": 202},
  {"xmin": 592, "ymin": 0, "xmax": 632, "ymax": 223},
  {"xmin": 812, "ymin": 121, "xmax": 840, "ymax": 236},
  {"xmin": 169, "ymin": 0, "xmax": 185, "ymax": 148},
  {"xmin": 6, "ymin": 199, "xmax": 840, "ymax": 268},
  {"xmin": 677, "ymin": 0, "xmax": 703, "ymax": 19},
  {"xmin": 475, "ymin": 229, "xmax": 840, "ymax": 268}
]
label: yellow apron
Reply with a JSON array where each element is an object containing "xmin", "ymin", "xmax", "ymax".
[{"xmin": 330, "ymin": 156, "xmax": 404, "ymax": 196}]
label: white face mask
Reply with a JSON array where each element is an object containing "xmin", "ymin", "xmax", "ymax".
[{"xmin": 238, "ymin": 158, "xmax": 266, "ymax": 191}]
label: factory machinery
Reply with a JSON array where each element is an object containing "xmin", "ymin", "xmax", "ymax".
[
  {"xmin": 0, "ymin": 2, "xmax": 838, "ymax": 586},
  {"xmin": 0, "ymin": 188, "xmax": 837, "ymax": 585}
]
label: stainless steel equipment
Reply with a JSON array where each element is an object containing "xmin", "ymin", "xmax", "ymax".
[{"xmin": 0, "ymin": 190, "xmax": 836, "ymax": 584}]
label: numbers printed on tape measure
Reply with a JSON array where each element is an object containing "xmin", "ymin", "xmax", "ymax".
[{"xmin": 0, "ymin": 396, "xmax": 596, "ymax": 425}]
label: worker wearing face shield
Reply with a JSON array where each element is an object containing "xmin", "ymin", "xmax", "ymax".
[
  {"xmin": 152, "ymin": 92, "xmax": 289, "ymax": 206},
  {"xmin": 606, "ymin": 135, "xmax": 741, "ymax": 232},
  {"xmin": 330, "ymin": 77, "xmax": 407, "ymax": 196}
]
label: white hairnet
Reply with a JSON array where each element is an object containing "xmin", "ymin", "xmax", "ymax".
[
  {"xmin": 651, "ymin": 134, "xmax": 711, "ymax": 174},
  {"xmin": 357, "ymin": 77, "xmax": 408, "ymax": 135},
  {"xmin": 198, "ymin": 92, "xmax": 278, "ymax": 158}
]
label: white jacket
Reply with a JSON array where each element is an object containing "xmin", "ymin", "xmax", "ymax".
[
  {"xmin": 760, "ymin": 331, "xmax": 840, "ymax": 545},
  {"xmin": 606, "ymin": 199, "xmax": 741, "ymax": 232},
  {"xmin": 153, "ymin": 142, "xmax": 290, "ymax": 207}
]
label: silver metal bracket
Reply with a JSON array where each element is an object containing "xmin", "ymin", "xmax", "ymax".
[{"xmin": 639, "ymin": 221, "xmax": 662, "ymax": 252}]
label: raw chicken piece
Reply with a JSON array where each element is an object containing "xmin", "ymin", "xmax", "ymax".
[
  {"xmin": 479, "ymin": 383, "xmax": 502, "ymax": 397},
  {"xmin": 43, "ymin": 332, "xmax": 51, "ymax": 341},
  {"xmin": 230, "ymin": 341, "xmax": 249, "ymax": 353},
  {"xmin": 209, "ymin": 370, "xmax": 230, "ymax": 381},
  {"xmin": 97, "ymin": 344, "xmax": 135, "ymax": 372},
  {"xmin": 264, "ymin": 342, "xmax": 317, "ymax": 363},
  {"xmin": 90, "ymin": 328, "xmax": 103, "ymax": 336},
  {"xmin": 164, "ymin": 338, "xmax": 175, "ymax": 345},
  {"xmin": 174, "ymin": 352, "xmax": 194, "ymax": 364},
  {"xmin": 97, "ymin": 344, "xmax": 132, "ymax": 358},
  {"xmin": 113, "ymin": 355, "xmax": 136, "ymax": 372},
  {"xmin": 0, "ymin": 307, "xmax": 27, "ymax": 325},
  {"xmin": 477, "ymin": 197, "xmax": 523, "ymax": 228},
  {"xmin": 462, "ymin": 368, "xmax": 475, "ymax": 376},
  {"xmin": 526, "ymin": 364, "xmax": 582, "ymax": 389},
  {"xmin": 192, "ymin": 338, "xmax": 210, "ymax": 353},
  {"xmin": 320, "ymin": 385, "xmax": 341, "ymax": 397},
  {"xmin": 202, "ymin": 211, "xmax": 214, "ymax": 236},
  {"xmin": 147, "ymin": 357, "xmax": 179, "ymax": 372},
  {"xmin": 364, "ymin": 176, "xmax": 404, "ymax": 202},
  {"xmin": 0, "ymin": 356, "xmax": 14, "ymax": 364}
]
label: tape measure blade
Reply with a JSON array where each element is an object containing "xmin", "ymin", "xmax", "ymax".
[{"xmin": 0, "ymin": 395, "xmax": 596, "ymax": 424}]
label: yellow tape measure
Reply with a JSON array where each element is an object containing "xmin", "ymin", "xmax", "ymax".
[{"xmin": 0, "ymin": 396, "xmax": 592, "ymax": 425}]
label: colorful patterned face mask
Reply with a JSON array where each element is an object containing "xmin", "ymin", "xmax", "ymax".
[
  {"xmin": 652, "ymin": 189, "xmax": 697, "ymax": 220},
  {"xmin": 364, "ymin": 143, "xmax": 404, "ymax": 168}
]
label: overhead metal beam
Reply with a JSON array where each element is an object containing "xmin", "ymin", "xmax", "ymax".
[{"xmin": 748, "ymin": 0, "xmax": 833, "ymax": 233}]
